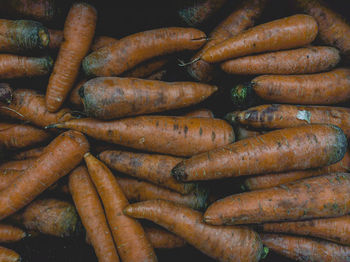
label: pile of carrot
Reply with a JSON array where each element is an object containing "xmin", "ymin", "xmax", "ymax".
[{"xmin": 1, "ymin": 0, "xmax": 350, "ymax": 261}]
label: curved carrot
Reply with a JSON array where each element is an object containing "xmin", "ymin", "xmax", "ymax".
[
  {"xmin": 11, "ymin": 146, "xmax": 45, "ymax": 160},
  {"xmin": 0, "ymin": 246, "xmax": 21, "ymax": 262},
  {"xmin": 46, "ymin": 2, "xmax": 97, "ymax": 112},
  {"xmin": 0, "ymin": 224, "xmax": 26, "ymax": 243},
  {"xmin": 48, "ymin": 29, "xmax": 63, "ymax": 50},
  {"xmin": 0, "ymin": 158, "xmax": 36, "ymax": 171},
  {"xmin": 84, "ymin": 153, "xmax": 157, "ymax": 262},
  {"xmin": 0, "ymin": 83, "xmax": 12, "ymax": 104},
  {"xmin": 0, "ymin": 170, "xmax": 23, "ymax": 191},
  {"xmin": 144, "ymin": 227, "xmax": 186, "ymax": 249},
  {"xmin": 184, "ymin": 108, "xmax": 214, "ymax": 118},
  {"xmin": 124, "ymin": 200, "xmax": 265, "ymax": 262},
  {"xmin": 69, "ymin": 165, "xmax": 119, "ymax": 262}
]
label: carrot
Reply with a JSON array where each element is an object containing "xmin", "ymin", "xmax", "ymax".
[
  {"xmin": 261, "ymin": 233, "xmax": 350, "ymax": 262},
  {"xmin": 69, "ymin": 165, "xmax": 120, "ymax": 262},
  {"xmin": 48, "ymin": 29, "xmax": 63, "ymax": 50},
  {"xmin": 0, "ymin": 89, "xmax": 73, "ymax": 128},
  {"xmin": 262, "ymin": 215, "xmax": 350, "ymax": 246},
  {"xmin": 79, "ymin": 77, "xmax": 217, "ymax": 120},
  {"xmin": 84, "ymin": 153, "xmax": 157, "ymax": 262},
  {"xmin": 221, "ymin": 46, "xmax": 340, "ymax": 75},
  {"xmin": 185, "ymin": 108, "xmax": 214, "ymax": 118},
  {"xmin": 0, "ymin": 130, "xmax": 89, "ymax": 220},
  {"xmin": 202, "ymin": 14, "xmax": 318, "ymax": 63},
  {"xmin": 0, "ymin": 123, "xmax": 51, "ymax": 150},
  {"xmin": 83, "ymin": 27, "xmax": 206, "ymax": 77},
  {"xmin": 188, "ymin": 0, "xmax": 267, "ymax": 82},
  {"xmin": 11, "ymin": 146, "xmax": 45, "ymax": 160},
  {"xmin": 172, "ymin": 124, "xmax": 347, "ymax": 182},
  {"xmin": 0, "ymin": 246, "xmax": 21, "ymax": 262},
  {"xmin": 99, "ymin": 150, "xmax": 195, "ymax": 194},
  {"xmin": 46, "ymin": 3, "xmax": 97, "ymax": 113},
  {"xmin": 0, "ymin": 224, "xmax": 26, "ymax": 243},
  {"xmin": 0, "ymin": 54, "xmax": 52, "ymax": 79},
  {"xmin": 90, "ymin": 36, "xmax": 118, "ymax": 51},
  {"xmin": 144, "ymin": 227, "xmax": 186, "ymax": 249},
  {"xmin": 146, "ymin": 70, "xmax": 167, "ymax": 81},
  {"xmin": 69, "ymin": 78, "xmax": 86, "ymax": 109},
  {"xmin": 0, "ymin": 83, "xmax": 12, "ymax": 104},
  {"xmin": 204, "ymin": 173, "xmax": 350, "ymax": 225},
  {"xmin": 232, "ymin": 68, "xmax": 350, "ymax": 106},
  {"xmin": 0, "ymin": 158, "xmax": 36, "ymax": 171},
  {"xmin": 124, "ymin": 200, "xmax": 265, "ymax": 262},
  {"xmin": 48, "ymin": 116, "xmax": 235, "ymax": 157},
  {"xmin": 235, "ymin": 126, "xmax": 264, "ymax": 141},
  {"xmin": 0, "ymin": 170, "xmax": 22, "ymax": 191},
  {"xmin": 228, "ymin": 104, "xmax": 350, "ymax": 138},
  {"xmin": 123, "ymin": 57, "xmax": 169, "ymax": 79}
]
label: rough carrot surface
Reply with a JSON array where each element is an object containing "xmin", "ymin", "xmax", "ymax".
[
  {"xmin": 11, "ymin": 146, "xmax": 45, "ymax": 160},
  {"xmin": 0, "ymin": 158, "xmax": 37, "ymax": 171},
  {"xmin": 185, "ymin": 108, "xmax": 214, "ymax": 118},
  {"xmin": 123, "ymin": 57, "xmax": 168, "ymax": 79},
  {"xmin": 0, "ymin": 170, "xmax": 22, "ymax": 191},
  {"xmin": 144, "ymin": 227, "xmax": 186, "ymax": 249},
  {"xmin": 0, "ymin": 246, "xmax": 21, "ymax": 262},
  {"xmin": 0, "ymin": 224, "xmax": 26, "ymax": 243},
  {"xmin": 0, "ymin": 83, "xmax": 12, "ymax": 104}
]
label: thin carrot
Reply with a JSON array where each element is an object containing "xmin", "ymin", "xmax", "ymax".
[
  {"xmin": 11, "ymin": 146, "xmax": 45, "ymax": 160},
  {"xmin": 46, "ymin": 2, "xmax": 97, "ymax": 112},
  {"xmin": 84, "ymin": 153, "xmax": 157, "ymax": 262},
  {"xmin": 48, "ymin": 116, "xmax": 235, "ymax": 157},
  {"xmin": 144, "ymin": 227, "xmax": 186, "ymax": 249},
  {"xmin": 0, "ymin": 224, "xmax": 26, "ymax": 243},
  {"xmin": 0, "ymin": 83, "xmax": 12, "ymax": 104},
  {"xmin": 48, "ymin": 29, "xmax": 63, "ymax": 50},
  {"xmin": 0, "ymin": 246, "xmax": 21, "ymax": 262},
  {"xmin": 0, "ymin": 170, "xmax": 22, "ymax": 191},
  {"xmin": 0, "ymin": 158, "xmax": 36, "ymax": 171},
  {"xmin": 69, "ymin": 78, "xmax": 86, "ymax": 109},
  {"xmin": 69, "ymin": 165, "xmax": 119, "ymax": 262},
  {"xmin": 184, "ymin": 108, "xmax": 214, "ymax": 118},
  {"xmin": 124, "ymin": 200, "xmax": 265, "ymax": 262},
  {"xmin": 172, "ymin": 124, "xmax": 347, "ymax": 181},
  {"xmin": 90, "ymin": 36, "xmax": 118, "ymax": 51}
]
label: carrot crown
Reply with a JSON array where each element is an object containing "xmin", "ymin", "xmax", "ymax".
[{"xmin": 230, "ymin": 82, "xmax": 255, "ymax": 107}]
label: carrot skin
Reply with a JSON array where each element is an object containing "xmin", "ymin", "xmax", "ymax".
[
  {"xmin": 48, "ymin": 29, "xmax": 63, "ymax": 50},
  {"xmin": 0, "ymin": 224, "xmax": 26, "ymax": 243},
  {"xmin": 0, "ymin": 170, "xmax": 23, "ymax": 191},
  {"xmin": 235, "ymin": 126, "xmax": 264, "ymax": 141},
  {"xmin": 0, "ymin": 246, "xmax": 21, "ymax": 262},
  {"xmin": 0, "ymin": 158, "xmax": 36, "ymax": 171},
  {"xmin": 11, "ymin": 146, "xmax": 45, "ymax": 160},
  {"xmin": 184, "ymin": 108, "xmax": 214, "ymax": 118},
  {"xmin": 123, "ymin": 57, "xmax": 168, "ymax": 79},
  {"xmin": 0, "ymin": 83, "xmax": 12, "ymax": 104},
  {"xmin": 144, "ymin": 227, "xmax": 186, "ymax": 249},
  {"xmin": 68, "ymin": 78, "xmax": 86, "ymax": 109},
  {"xmin": 90, "ymin": 36, "xmax": 118, "ymax": 51}
]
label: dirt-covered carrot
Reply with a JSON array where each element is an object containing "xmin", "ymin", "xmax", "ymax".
[
  {"xmin": 0, "ymin": 54, "xmax": 52, "ymax": 79},
  {"xmin": 48, "ymin": 29, "xmax": 63, "ymax": 50},
  {"xmin": 262, "ymin": 215, "xmax": 350, "ymax": 246},
  {"xmin": 0, "ymin": 83, "xmax": 12, "ymax": 105},
  {"xmin": 80, "ymin": 77, "xmax": 217, "ymax": 120},
  {"xmin": 232, "ymin": 68, "xmax": 350, "ymax": 106},
  {"xmin": 0, "ymin": 246, "xmax": 21, "ymax": 262},
  {"xmin": 188, "ymin": 0, "xmax": 267, "ymax": 82},
  {"xmin": 172, "ymin": 124, "xmax": 347, "ymax": 182},
  {"xmin": 124, "ymin": 200, "xmax": 265, "ymax": 262},
  {"xmin": 228, "ymin": 104, "xmax": 350, "ymax": 138},
  {"xmin": 0, "ymin": 224, "xmax": 26, "ymax": 243},
  {"xmin": 185, "ymin": 108, "xmax": 214, "ymax": 118},
  {"xmin": 90, "ymin": 36, "xmax": 117, "ymax": 51},
  {"xmin": 221, "ymin": 46, "xmax": 340, "ymax": 75},
  {"xmin": 84, "ymin": 153, "xmax": 157, "ymax": 262},
  {"xmin": 262, "ymin": 233, "xmax": 350, "ymax": 262},
  {"xmin": 46, "ymin": 3, "xmax": 97, "ymax": 113},
  {"xmin": 144, "ymin": 227, "xmax": 186, "ymax": 249},
  {"xmin": 83, "ymin": 27, "xmax": 206, "ymax": 77},
  {"xmin": 69, "ymin": 165, "xmax": 119, "ymax": 262},
  {"xmin": 48, "ymin": 116, "xmax": 235, "ymax": 157},
  {"xmin": 0, "ymin": 170, "xmax": 22, "ymax": 191},
  {"xmin": 0, "ymin": 158, "xmax": 36, "ymax": 171},
  {"xmin": 99, "ymin": 150, "xmax": 194, "ymax": 194},
  {"xmin": 235, "ymin": 126, "xmax": 264, "ymax": 141}
]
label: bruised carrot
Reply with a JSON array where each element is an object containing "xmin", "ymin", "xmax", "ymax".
[
  {"xmin": 84, "ymin": 153, "xmax": 157, "ymax": 262},
  {"xmin": 69, "ymin": 78, "xmax": 86, "ymax": 108},
  {"xmin": 185, "ymin": 108, "xmax": 214, "ymax": 118},
  {"xmin": 99, "ymin": 150, "xmax": 195, "ymax": 194},
  {"xmin": 0, "ymin": 158, "xmax": 36, "ymax": 171},
  {"xmin": 0, "ymin": 224, "xmax": 26, "ymax": 243},
  {"xmin": 48, "ymin": 29, "xmax": 63, "ymax": 50},
  {"xmin": 0, "ymin": 83, "xmax": 12, "ymax": 104},
  {"xmin": 83, "ymin": 27, "xmax": 206, "ymax": 77},
  {"xmin": 263, "ymin": 215, "xmax": 350, "ymax": 246},
  {"xmin": 48, "ymin": 116, "xmax": 235, "ymax": 157},
  {"xmin": 188, "ymin": 0, "xmax": 267, "ymax": 82},
  {"xmin": 221, "ymin": 46, "xmax": 340, "ymax": 75},
  {"xmin": 90, "ymin": 36, "xmax": 118, "ymax": 51},
  {"xmin": 124, "ymin": 200, "xmax": 265, "ymax": 262},
  {"xmin": 0, "ymin": 54, "xmax": 52, "ymax": 79},
  {"xmin": 146, "ymin": 70, "xmax": 167, "ymax": 81},
  {"xmin": 261, "ymin": 233, "xmax": 350, "ymax": 262},
  {"xmin": 0, "ymin": 170, "xmax": 22, "ymax": 191},
  {"xmin": 80, "ymin": 77, "xmax": 217, "ymax": 119},
  {"xmin": 144, "ymin": 227, "xmax": 186, "ymax": 249},
  {"xmin": 11, "ymin": 146, "xmax": 45, "ymax": 160},
  {"xmin": 0, "ymin": 246, "xmax": 21, "ymax": 262},
  {"xmin": 46, "ymin": 3, "xmax": 97, "ymax": 113},
  {"xmin": 235, "ymin": 126, "xmax": 264, "ymax": 141},
  {"xmin": 69, "ymin": 165, "xmax": 119, "ymax": 262}
]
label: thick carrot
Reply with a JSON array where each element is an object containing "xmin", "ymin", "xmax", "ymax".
[
  {"xmin": 144, "ymin": 227, "xmax": 186, "ymax": 249},
  {"xmin": 221, "ymin": 46, "xmax": 340, "ymax": 75},
  {"xmin": 0, "ymin": 130, "xmax": 89, "ymax": 220},
  {"xmin": 172, "ymin": 124, "xmax": 347, "ymax": 182},
  {"xmin": 68, "ymin": 78, "xmax": 86, "ymax": 109},
  {"xmin": 0, "ymin": 246, "xmax": 21, "ymax": 262},
  {"xmin": 0, "ymin": 83, "xmax": 12, "ymax": 104},
  {"xmin": 124, "ymin": 200, "xmax": 265, "ymax": 262},
  {"xmin": 80, "ymin": 77, "xmax": 217, "ymax": 119},
  {"xmin": 84, "ymin": 153, "xmax": 157, "ymax": 262},
  {"xmin": 263, "ymin": 215, "xmax": 350, "ymax": 246},
  {"xmin": 202, "ymin": 14, "xmax": 318, "ymax": 63},
  {"xmin": 90, "ymin": 36, "xmax": 118, "ymax": 51},
  {"xmin": 48, "ymin": 29, "xmax": 63, "ymax": 50},
  {"xmin": 235, "ymin": 126, "xmax": 264, "ymax": 141},
  {"xmin": 185, "ymin": 108, "xmax": 214, "ymax": 118},
  {"xmin": 99, "ymin": 150, "xmax": 195, "ymax": 194},
  {"xmin": 261, "ymin": 233, "xmax": 350, "ymax": 262},
  {"xmin": 48, "ymin": 116, "xmax": 235, "ymax": 157},
  {"xmin": 11, "ymin": 146, "xmax": 45, "ymax": 160},
  {"xmin": 0, "ymin": 224, "xmax": 26, "ymax": 243},
  {"xmin": 69, "ymin": 165, "xmax": 119, "ymax": 262},
  {"xmin": 188, "ymin": 0, "xmax": 267, "ymax": 82},
  {"xmin": 0, "ymin": 170, "xmax": 22, "ymax": 191},
  {"xmin": 46, "ymin": 2, "xmax": 97, "ymax": 113},
  {"xmin": 232, "ymin": 68, "xmax": 350, "ymax": 106},
  {"xmin": 204, "ymin": 173, "xmax": 350, "ymax": 225},
  {"xmin": 83, "ymin": 27, "xmax": 206, "ymax": 77},
  {"xmin": 0, "ymin": 54, "xmax": 52, "ymax": 79},
  {"xmin": 228, "ymin": 104, "xmax": 350, "ymax": 138},
  {"xmin": 0, "ymin": 158, "xmax": 36, "ymax": 171}
]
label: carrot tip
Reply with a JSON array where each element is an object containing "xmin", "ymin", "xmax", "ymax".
[{"xmin": 224, "ymin": 112, "xmax": 238, "ymax": 125}]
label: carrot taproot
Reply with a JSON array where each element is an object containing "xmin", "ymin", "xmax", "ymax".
[
  {"xmin": 204, "ymin": 173, "xmax": 350, "ymax": 225},
  {"xmin": 48, "ymin": 116, "xmax": 235, "ymax": 157},
  {"xmin": 90, "ymin": 36, "xmax": 117, "ymax": 51},
  {"xmin": 79, "ymin": 77, "xmax": 217, "ymax": 120},
  {"xmin": 0, "ymin": 158, "xmax": 36, "ymax": 171},
  {"xmin": 0, "ymin": 246, "xmax": 21, "ymax": 262},
  {"xmin": 188, "ymin": 0, "xmax": 267, "ymax": 82},
  {"xmin": 69, "ymin": 165, "xmax": 120, "ymax": 262},
  {"xmin": 201, "ymin": 14, "xmax": 318, "ymax": 63},
  {"xmin": 68, "ymin": 78, "xmax": 86, "ymax": 109},
  {"xmin": 221, "ymin": 46, "xmax": 340, "ymax": 75},
  {"xmin": 84, "ymin": 153, "xmax": 157, "ymax": 262},
  {"xmin": 99, "ymin": 150, "xmax": 195, "ymax": 194},
  {"xmin": 0, "ymin": 54, "xmax": 52, "ymax": 79},
  {"xmin": 0, "ymin": 170, "xmax": 22, "ymax": 191},
  {"xmin": 146, "ymin": 70, "xmax": 167, "ymax": 81},
  {"xmin": 262, "ymin": 215, "xmax": 350, "ymax": 246},
  {"xmin": 46, "ymin": 2, "xmax": 97, "ymax": 113},
  {"xmin": 48, "ymin": 29, "xmax": 63, "ymax": 50},
  {"xmin": 185, "ymin": 108, "xmax": 214, "ymax": 118},
  {"xmin": 144, "ymin": 227, "xmax": 186, "ymax": 249},
  {"xmin": 83, "ymin": 27, "xmax": 206, "ymax": 77},
  {"xmin": 0, "ymin": 83, "xmax": 12, "ymax": 105},
  {"xmin": 0, "ymin": 130, "xmax": 89, "ymax": 220},
  {"xmin": 124, "ymin": 200, "xmax": 265, "ymax": 262},
  {"xmin": 11, "ymin": 146, "xmax": 45, "ymax": 160},
  {"xmin": 0, "ymin": 224, "xmax": 26, "ymax": 243},
  {"xmin": 172, "ymin": 124, "xmax": 347, "ymax": 182},
  {"xmin": 261, "ymin": 233, "xmax": 350, "ymax": 262},
  {"xmin": 235, "ymin": 126, "xmax": 264, "ymax": 141}
]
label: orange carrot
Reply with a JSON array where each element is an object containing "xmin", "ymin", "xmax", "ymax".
[
  {"xmin": 0, "ymin": 246, "xmax": 21, "ymax": 262},
  {"xmin": 235, "ymin": 126, "xmax": 264, "ymax": 141},
  {"xmin": 84, "ymin": 153, "xmax": 157, "ymax": 262},
  {"xmin": 90, "ymin": 36, "xmax": 118, "ymax": 51},
  {"xmin": 123, "ymin": 57, "xmax": 169, "ymax": 79},
  {"xmin": 48, "ymin": 29, "xmax": 63, "ymax": 50},
  {"xmin": 185, "ymin": 108, "xmax": 214, "ymax": 118},
  {"xmin": 69, "ymin": 78, "xmax": 86, "ymax": 109},
  {"xmin": 144, "ymin": 227, "xmax": 186, "ymax": 249},
  {"xmin": 0, "ymin": 224, "xmax": 26, "ymax": 243},
  {"xmin": 0, "ymin": 170, "xmax": 22, "ymax": 191},
  {"xmin": 46, "ymin": 2, "xmax": 97, "ymax": 112},
  {"xmin": 11, "ymin": 146, "xmax": 45, "ymax": 160},
  {"xmin": 0, "ymin": 83, "xmax": 12, "ymax": 104},
  {"xmin": 0, "ymin": 158, "xmax": 36, "ymax": 171},
  {"xmin": 124, "ymin": 200, "xmax": 265, "ymax": 262}
]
